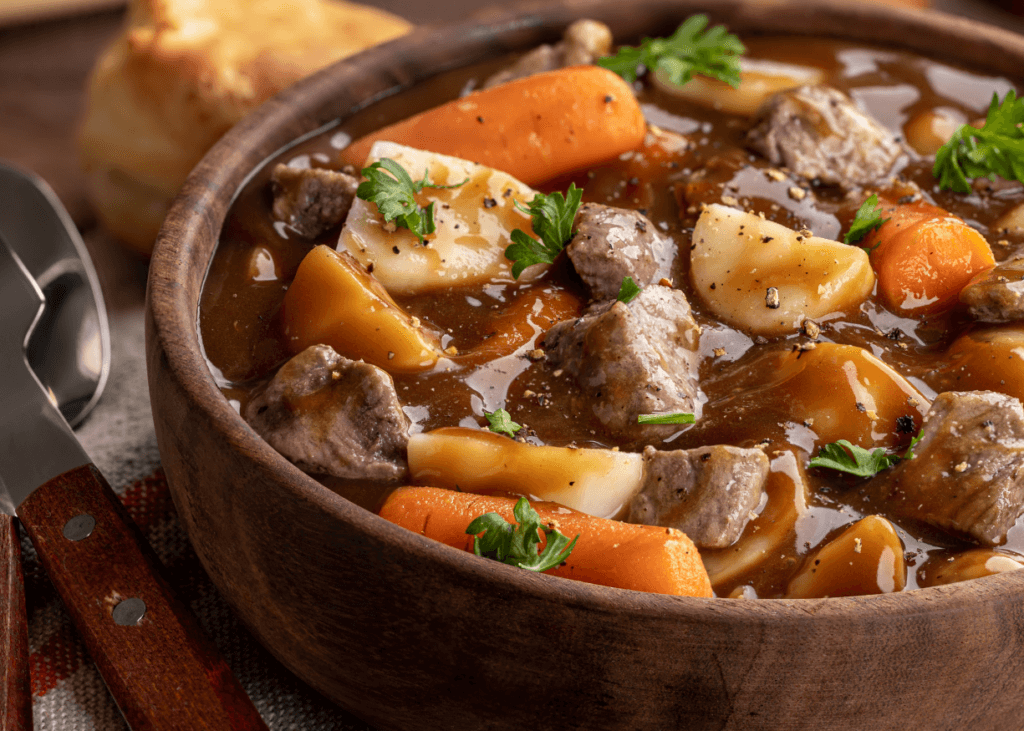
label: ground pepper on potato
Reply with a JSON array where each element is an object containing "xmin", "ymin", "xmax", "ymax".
[{"xmin": 200, "ymin": 16, "xmax": 1024, "ymax": 598}]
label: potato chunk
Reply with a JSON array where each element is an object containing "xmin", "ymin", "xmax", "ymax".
[
  {"xmin": 407, "ymin": 427, "xmax": 644, "ymax": 518},
  {"xmin": 918, "ymin": 549, "xmax": 1024, "ymax": 588},
  {"xmin": 653, "ymin": 58, "xmax": 824, "ymax": 116},
  {"xmin": 280, "ymin": 245, "xmax": 442, "ymax": 372},
  {"xmin": 769, "ymin": 343, "xmax": 929, "ymax": 452},
  {"xmin": 339, "ymin": 141, "xmax": 542, "ymax": 295},
  {"xmin": 786, "ymin": 515, "xmax": 906, "ymax": 598},
  {"xmin": 939, "ymin": 326, "xmax": 1024, "ymax": 403},
  {"xmin": 691, "ymin": 205, "xmax": 874, "ymax": 335}
]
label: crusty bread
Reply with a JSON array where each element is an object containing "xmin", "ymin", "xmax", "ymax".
[{"xmin": 78, "ymin": 0, "xmax": 411, "ymax": 255}]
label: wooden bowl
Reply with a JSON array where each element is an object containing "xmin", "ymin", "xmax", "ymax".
[{"xmin": 146, "ymin": 2, "xmax": 1024, "ymax": 728}]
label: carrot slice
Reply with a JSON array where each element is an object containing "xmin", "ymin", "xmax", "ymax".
[
  {"xmin": 341, "ymin": 66, "xmax": 646, "ymax": 185},
  {"xmin": 863, "ymin": 199, "xmax": 994, "ymax": 315},
  {"xmin": 379, "ymin": 486, "xmax": 713, "ymax": 597}
]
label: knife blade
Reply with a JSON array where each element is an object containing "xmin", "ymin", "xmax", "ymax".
[{"xmin": 0, "ymin": 238, "xmax": 269, "ymax": 731}]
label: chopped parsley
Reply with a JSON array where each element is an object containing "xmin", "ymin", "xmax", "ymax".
[
  {"xmin": 356, "ymin": 157, "xmax": 466, "ymax": 243},
  {"xmin": 484, "ymin": 408, "xmax": 522, "ymax": 438},
  {"xmin": 504, "ymin": 183, "xmax": 583, "ymax": 278},
  {"xmin": 598, "ymin": 14, "xmax": 745, "ymax": 88},
  {"xmin": 843, "ymin": 194, "xmax": 889, "ymax": 249},
  {"xmin": 466, "ymin": 497, "xmax": 578, "ymax": 573},
  {"xmin": 809, "ymin": 430, "xmax": 925, "ymax": 477},
  {"xmin": 617, "ymin": 276, "xmax": 642, "ymax": 303},
  {"xmin": 638, "ymin": 412, "xmax": 696, "ymax": 425},
  {"xmin": 934, "ymin": 90, "xmax": 1024, "ymax": 194}
]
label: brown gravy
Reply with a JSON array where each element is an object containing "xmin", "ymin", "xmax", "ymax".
[{"xmin": 200, "ymin": 35, "xmax": 1024, "ymax": 597}]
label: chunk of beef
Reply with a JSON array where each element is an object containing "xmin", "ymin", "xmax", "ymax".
[
  {"xmin": 959, "ymin": 258, "xmax": 1024, "ymax": 322},
  {"xmin": 244, "ymin": 345, "xmax": 410, "ymax": 482},
  {"xmin": 747, "ymin": 85, "xmax": 902, "ymax": 187},
  {"xmin": 629, "ymin": 445, "xmax": 768, "ymax": 548},
  {"xmin": 567, "ymin": 203, "xmax": 669, "ymax": 300},
  {"xmin": 483, "ymin": 19, "xmax": 613, "ymax": 88},
  {"xmin": 543, "ymin": 285, "xmax": 702, "ymax": 438},
  {"xmin": 879, "ymin": 391, "xmax": 1024, "ymax": 546},
  {"xmin": 271, "ymin": 164, "xmax": 359, "ymax": 239}
]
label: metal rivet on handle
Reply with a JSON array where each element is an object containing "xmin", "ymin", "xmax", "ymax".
[
  {"xmin": 112, "ymin": 597, "xmax": 147, "ymax": 626},
  {"xmin": 62, "ymin": 514, "xmax": 95, "ymax": 541}
]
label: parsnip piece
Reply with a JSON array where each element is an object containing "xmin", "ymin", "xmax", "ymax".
[
  {"xmin": 653, "ymin": 58, "xmax": 824, "ymax": 116},
  {"xmin": 994, "ymin": 202, "xmax": 1024, "ymax": 236},
  {"xmin": 691, "ymin": 205, "xmax": 875, "ymax": 336},
  {"xmin": 701, "ymin": 451, "xmax": 809, "ymax": 588},
  {"xmin": 280, "ymin": 245, "xmax": 442, "ymax": 372},
  {"xmin": 940, "ymin": 326, "xmax": 1024, "ymax": 402},
  {"xmin": 339, "ymin": 141, "xmax": 542, "ymax": 295},
  {"xmin": 407, "ymin": 427, "xmax": 644, "ymax": 518},
  {"xmin": 769, "ymin": 342, "xmax": 929, "ymax": 452},
  {"xmin": 786, "ymin": 515, "xmax": 906, "ymax": 598},
  {"xmin": 918, "ymin": 549, "xmax": 1024, "ymax": 588}
]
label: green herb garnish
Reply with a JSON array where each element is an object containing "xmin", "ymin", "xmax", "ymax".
[
  {"xmin": 638, "ymin": 412, "xmax": 696, "ymax": 425},
  {"xmin": 598, "ymin": 14, "xmax": 745, "ymax": 88},
  {"xmin": 904, "ymin": 429, "xmax": 924, "ymax": 460},
  {"xmin": 934, "ymin": 91, "xmax": 1024, "ymax": 194},
  {"xmin": 357, "ymin": 158, "xmax": 466, "ymax": 243},
  {"xmin": 466, "ymin": 497, "xmax": 578, "ymax": 573},
  {"xmin": 844, "ymin": 194, "xmax": 889, "ymax": 249},
  {"xmin": 617, "ymin": 276, "xmax": 642, "ymax": 303},
  {"xmin": 808, "ymin": 440, "xmax": 900, "ymax": 477},
  {"xmin": 504, "ymin": 183, "xmax": 583, "ymax": 278},
  {"xmin": 484, "ymin": 408, "xmax": 522, "ymax": 438}
]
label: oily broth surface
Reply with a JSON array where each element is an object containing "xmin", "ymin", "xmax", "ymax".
[{"xmin": 200, "ymin": 36, "xmax": 1024, "ymax": 597}]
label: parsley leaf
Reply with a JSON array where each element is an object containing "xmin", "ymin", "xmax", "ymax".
[
  {"xmin": 466, "ymin": 497, "xmax": 578, "ymax": 573},
  {"xmin": 808, "ymin": 440, "xmax": 900, "ymax": 477},
  {"xmin": 934, "ymin": 90, "xmax": 1024, "ymax": 194},
  {"xmin": 617, "ymin": 276, "xmax": 642, "ymax": 303},
  {"xmin": 357, "ymin": 158, "xmax": 466, "ymax": 243},
  {"xmin": 638, "ymin": 412, "xmax": 696, "ymax": 425},
  {"xmin": 598, "ymin": 14, "xmax": 745, "ymax": 88},
  {"xmin": 904, "ymin": 429, "xmax": 924, "ymax": 460},
  {"xmin": 504, "ymin": 183, "xmax": 583, "ymax": 278},
  {"xmin": 844, "ymin": 194, "xmax": 890, "ymax": 248},
  {"xmin": 484, "ymin": 408, "xmax": 522, "ymax": 438}
]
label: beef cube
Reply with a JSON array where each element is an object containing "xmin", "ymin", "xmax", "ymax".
[
  {"xmin": 271, "ymin": 164, "xmax": 358, "ymax": 239},
  {"xmin": 747, "ymin": 85, "xmax": 902, "ymax": 187},
  {"xmin": 629, "ymin": 445, "xmax": 768, "ymax": 548},
  {"xmin": 567, "ymin": 203, "xmax": 669, "ymax": 300},
  {"xmin": 244, "ymin": 345, "xmax": 410, "ymax": 482},
  {"xmin": 483, "ymin": 19, "xmax": 613, "ymax": 88},
  {"xmin": 543, "ymin": 285, "xmax": 702, "ymax": 438},
  {"xmin": 959, "ymin": 258, "xmax": 1024, "ymax": 322},
  {"xmin": 881, "ymin": 391, "xmax": 1024, "ymax": 546}
]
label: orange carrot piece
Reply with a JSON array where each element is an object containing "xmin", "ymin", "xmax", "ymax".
[
  {"xmin": 341, "ymin": 66, "xmax": 646, "ymax": 185},
  {"xmin": 453, "ymin": 287, "xmax": 582, "ymax": 367},
  {"xmin": 379, "ymin": 486, "xmax": 713, "ymax": 598},
  {"xmin": 863, "ymin": 200, "xmax": 994, "ymax": 315}
]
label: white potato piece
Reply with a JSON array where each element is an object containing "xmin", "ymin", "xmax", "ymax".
[
  {"xmin": 994, "ymin": 201, "xmax": 1024, "ymax": 236},
  {"xmin": 407, "ymin": 427, "xmax": 644, "ymax": 519},
  {"xmin": 786, "ymin": 515, "xmax": 906, "ymax": 599},
  {"xmin": 339, "ymin": 141, "xmax": 542, "ymax": 295},
  {"xmin": 691, "ymin": 204, "xmax": 875, "ymax": 336},
  {"xmin": 652, "ymin": 58, "xmax": 824, "ymax": 116}
]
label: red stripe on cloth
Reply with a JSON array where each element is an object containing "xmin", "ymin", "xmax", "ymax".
[
  {"xmin": 30, "ymin": 618, "xmax": 86, "ymax": 696},
  {"xmin": 118, "ymin": 468, "xmax": 174, "ymax": 533}
]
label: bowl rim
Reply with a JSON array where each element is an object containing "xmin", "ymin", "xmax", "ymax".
[{"xmin": 147, "ymin": 0, "xmax": 1024, "ymax": 623}]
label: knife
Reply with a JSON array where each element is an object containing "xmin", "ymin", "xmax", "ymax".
[{"xmin": 0, "ymin": 239, "xmax": 268, "ymax": 730}]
